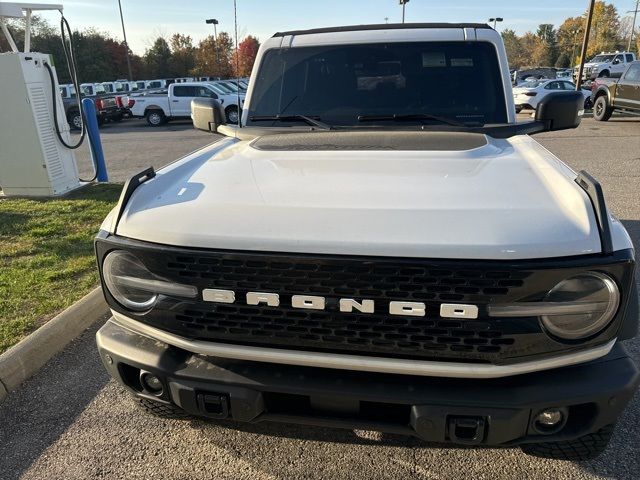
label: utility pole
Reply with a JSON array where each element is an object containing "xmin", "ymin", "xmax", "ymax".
[
  {"xmin": 117, "ymin": 0, "xmax": 133, "ymax": 81},
  {"xmin": 399, "ymin": 0, "xmax": 409, "ymax": 24},
  {"xmin": 628, "ymin": 0, "xmax": 640, "ymax": 51},
  {"xmin": 576, "ymin": 0, "xmax": 596, "ymax": 90},
  {"xmin": 489, "ymin": 17, "xmax": 503, "ymax": 30}
]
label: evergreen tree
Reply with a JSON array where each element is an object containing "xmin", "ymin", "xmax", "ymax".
[{"xmin": 144, "ymin": 37, "xmax": 172, "ymax": 78}]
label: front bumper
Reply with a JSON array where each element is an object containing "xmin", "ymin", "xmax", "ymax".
[{"xmin": 97, "ymin": 318, "xmax": 639, "ymax": 447}]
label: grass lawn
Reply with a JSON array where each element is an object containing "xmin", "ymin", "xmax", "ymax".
[{"xmin": 0, "ymin": 183, "xmax": 121, "ymax": 354}]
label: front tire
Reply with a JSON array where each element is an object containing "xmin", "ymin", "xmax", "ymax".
[
  {"xmin": 520, "ymin": 424, "xmax": 614, "ymax": 461},
  {"xmin": 145, "ymin": 109, "xmax": 166, "ymax": 126},
  {"xmin": 225, "ymin": 105, "xmax": 239, "ymax": 124},
  {"xmin": 68, "ymin": 111, "xmax": 82, "ymax": 131},
  {"xmin": 593, "ymin": 96, "xmax": 612, "ymax": 121}
]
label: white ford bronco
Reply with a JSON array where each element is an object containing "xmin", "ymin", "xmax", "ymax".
[{"xmin": 95, "ymin": 23, "xmax": 638, "ymax": 460}]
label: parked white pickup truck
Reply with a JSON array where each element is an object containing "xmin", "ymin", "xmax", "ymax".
[
  {"xmin": 575, "ymin": 51, "xmax": 637, "ymax": 81},
  {"xmin": 130, "ymin": 82, "xmax": 242, "ymax": 125}
]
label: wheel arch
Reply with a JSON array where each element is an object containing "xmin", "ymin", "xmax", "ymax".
[
  {"xmin": 144, "ymin": 105, "xmax": 165, "ymax": 114},
  {"xmin": 594, "ymin": 87, "xmax": 611, "ymax": 104}
]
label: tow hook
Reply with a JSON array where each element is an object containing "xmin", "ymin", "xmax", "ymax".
[
  {"xmin": 448, "ymin": 416, "xmax": 486, "ymax": 445},
  {"xmin": 196, "ymin": 393, "xmax": 230, "ymax": 419}
]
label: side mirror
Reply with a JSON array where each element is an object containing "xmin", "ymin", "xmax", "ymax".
[
  {"xmin": 191, "ymin": 98, "xmax": 226, "ymax": 133},
  {"xmin": 535, "ymin": 91, "xmax": 583, "ymax": 131}
]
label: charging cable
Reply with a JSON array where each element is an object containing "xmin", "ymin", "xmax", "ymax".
[{"xmin": 44, "ymin": 13, "xmax": 98, "ymax": 182}]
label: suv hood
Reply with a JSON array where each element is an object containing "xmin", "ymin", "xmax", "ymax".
[{"xmin": 113, "ymin": 131, "xmax": 601, "ymax": 260}]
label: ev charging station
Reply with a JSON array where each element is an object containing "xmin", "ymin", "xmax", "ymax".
[{"xmin": 0, "ymin": 2, "xmax": 82, "ymax": 196}]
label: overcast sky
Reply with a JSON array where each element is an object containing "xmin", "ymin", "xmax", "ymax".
[{"xmin": 30, "ymin": 0, "xmax": 640, "ymax": 55}]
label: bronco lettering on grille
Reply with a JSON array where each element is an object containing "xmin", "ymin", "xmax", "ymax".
[{"xmin": 202, "ymin": 289, "xmax": 479, "ymax": 319}]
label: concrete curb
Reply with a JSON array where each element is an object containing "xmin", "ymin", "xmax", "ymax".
[{"xmin": 0, "ymin": 286, "xmax": 108, "ymax": 402}]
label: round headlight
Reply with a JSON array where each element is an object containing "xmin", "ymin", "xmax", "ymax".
[
  {"xmin": 103, "ymin": 251, "xmax": 197, "ymax": 311},
  {"xmin": 540, "ymin": 272, "xmax": 619, "ymax": 340},
  {"xmin": 103, "ymin": 251, "xmax": 159, "ymax": 310}
]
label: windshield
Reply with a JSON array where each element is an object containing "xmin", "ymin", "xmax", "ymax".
[
  {"xmin": 520, "ymin": 80, "xmax": 544, "ymax": 88},
  {"xmin": 590, "ymin": 55, "xmax": 614, "ymax": 63},
  {"xmin": 95, "ymin": 84, "xmax": 107, "ymax": 95},
  {"xmin": 221, "ymin": 81, "xmax": 240, "ymax": 92},
  {"xmin": 247, "ymin": 41, "xmax": 507, "ymax": 127},
  {"xmin": 214, "ymin": 82, "xmax": 235, "ymax": 93},
  {"xmin": 207, "ymin": 83, "xmax": 227, "ymax": 95}
]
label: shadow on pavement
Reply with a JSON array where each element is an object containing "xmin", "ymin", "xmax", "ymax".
[{"xmin": 0, "ymin": 319, "xmax": 110, "ymax": 480}]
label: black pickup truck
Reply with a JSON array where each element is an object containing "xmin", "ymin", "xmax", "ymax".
[{"xmin": 591, "ymin": 61, "xmax": 640, "ymax": 121}]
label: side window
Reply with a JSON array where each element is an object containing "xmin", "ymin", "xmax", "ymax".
[
  {"xmin": 197, "ymin": 87, "xmax": 218, "ymax": 99},
  {"xmin": 173, "ymin": 86, "xmax": 197, "ymax": 97},
  {"xmin": 613, "ymin": 55, "xmax": 624, "ymax": 65},
  {"xmin": 624, "ymin": 64, "xmax": 640, "ymax": 82},
  {"xmin": 544, "ymin": 81, "xmax": 561, "ymax": 90},
  {"xmin": 626, "ymin": 54, "xmax": 634, "ymax": 63},
  {"xmin": 562, "ymin": 81, "xmax": 575, "ymax": 90}
]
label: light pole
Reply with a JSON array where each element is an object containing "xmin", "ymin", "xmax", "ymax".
[
  {"xmin": 117, "ymin": 0, "xmax": 133, "ymax": 81},
  {"xmin": 628, "ymin": 0, "xmax": 640, "ymax": 51},
  {"xmin": 489, "ymin": 17, "xmax": 503, "ymax": 30},
  {"xmin": 571, "ymin": 29, "xmax": 582, "ymax": 66},
  {"xmin": 399, "ymin": 0, "xmax": 409, "ymax": 24},
  {"xmin": 205, "ymin": 18, "xmax": 219, "ymax": 76}
]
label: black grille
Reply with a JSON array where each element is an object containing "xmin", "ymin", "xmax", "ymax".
[
  {"xmin": 166, "ymin": 255, "xmax": 528, "ymax": 303},
  {"xmin": 174, "ymin": 304, "xmax": 515, "ymax": 357},
  {"xmin": 135, "ymin": 251, "xmax": 538, "ymax": 362}
]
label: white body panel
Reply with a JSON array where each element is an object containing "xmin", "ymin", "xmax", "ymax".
[
  {"xmin": 103, "ymin": 26, "xmax": 634, "ymax": 261},
  {"xmin": 112, "ymin": 132, "xmax": 609, "ymax": 260},
  {"xmin": 0, "ymin": 52, "xmax": 80, "ymax": 196}
]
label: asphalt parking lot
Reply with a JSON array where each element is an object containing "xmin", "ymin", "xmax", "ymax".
[{"xmin": 1, "ymin": 116, "xmax": 640, "ymax": 479}]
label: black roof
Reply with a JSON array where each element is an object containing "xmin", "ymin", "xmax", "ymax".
[{"xmin": 272, "ymin": 23, "xmax": 491, "ymax": 38}]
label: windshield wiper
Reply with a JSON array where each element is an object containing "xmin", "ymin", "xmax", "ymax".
[
  {"xmin": 357, "ymin": 113, "xmax": 469, "ymax": 128},
  {"xmin": 249, "ymin": 114, "xmax": 332, "ymax": 130}
]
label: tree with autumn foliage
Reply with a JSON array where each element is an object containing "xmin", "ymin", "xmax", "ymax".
[
  {"xmin": 169, "ymin": 34, "xmax": 196, "ymax": 77},
  {"xmin": 233, "ymin": 35, "xmax": 260, "ymax": 77},
  {"xmin": 193, "ymin": 32, "xmax": 235, "ymax": 78},
  {"xmin": 500, "ymin": 1, "xmax": 634, "ymax": 70},
  {"xmin": 557, "ymin": 16, "xmax": 584, "ymax": 67}
]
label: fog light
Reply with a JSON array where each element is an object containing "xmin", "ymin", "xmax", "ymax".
[
  {"xmin": 536, "ymin": 409, "xmax": 563, "ymax": 426},
  {"xmin": 533, "ymin": 408, "xmax": 566, "ymax": 434},
  {"xmin": 140, "ymin": 372, "xmax": 163, "ymax": 395}
]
